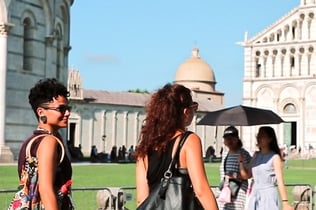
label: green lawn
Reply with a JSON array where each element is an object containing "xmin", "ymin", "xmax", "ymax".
[{"xmin": 1, "ymin": 159, "xmax": 315, "ymax": 209}]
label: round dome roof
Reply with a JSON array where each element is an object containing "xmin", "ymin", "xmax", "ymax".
[{"xmin": 174, "ymin": 48, "xmax": 216, "ymax": 83}]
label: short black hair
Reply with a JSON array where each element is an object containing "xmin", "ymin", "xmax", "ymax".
[{"xmin": 28, "ymin": 78, "xmax": 69, "ymax": 118}]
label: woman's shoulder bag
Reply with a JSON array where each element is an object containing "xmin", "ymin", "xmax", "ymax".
[{"xmin": 136, "ymin": 131, "xmax": 204, "ymax": 210}]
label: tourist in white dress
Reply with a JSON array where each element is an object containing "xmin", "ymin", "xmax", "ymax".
[{"xmin": 245, "ymin": 126, "xmax": 293, "ymax": 210}]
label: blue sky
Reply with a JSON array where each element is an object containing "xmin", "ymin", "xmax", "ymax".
[{"xmin": 69, "ymin": 0, "xmax": 299, "ymax": 107}]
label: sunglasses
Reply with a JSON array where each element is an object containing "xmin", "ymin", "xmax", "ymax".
[
  {"xmin": 189, "ymin": 102, "xmax": 199, "ymax": 111},
  {"xmin": 41, "ymin": 105, "xmax": 72, "ymax": 114}
]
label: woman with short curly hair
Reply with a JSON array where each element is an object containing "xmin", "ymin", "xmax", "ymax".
[{"xmin": 17, "ymin": 78, "xmax": 74, "ymax": 209}]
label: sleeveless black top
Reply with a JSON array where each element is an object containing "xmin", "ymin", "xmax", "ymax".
[{"xmin": 146, "ymin": 137, "xmax": 178, "ymax": 192}]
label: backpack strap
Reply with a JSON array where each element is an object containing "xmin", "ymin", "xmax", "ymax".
[{"xmin": 25, "ymin": 134, "xmax": 65, "ymax": 164}]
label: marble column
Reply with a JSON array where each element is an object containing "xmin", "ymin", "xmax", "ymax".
[{"xmin": 0, "ymin": 23, "xmax": 14, "ymax": 162}]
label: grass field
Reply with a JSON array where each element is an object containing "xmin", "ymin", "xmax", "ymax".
[{"xmin": 1, "ymin": 159, "xmax": 315, "ymax": 209}]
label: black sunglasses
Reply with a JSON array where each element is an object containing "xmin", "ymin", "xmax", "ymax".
[
  {"xmin": 41, "ymin": 105, "xmax": 72, "ymax": 114},
  {"xmin": 189, "ymin": 102, "xmax": 199, "ymax": 111}
]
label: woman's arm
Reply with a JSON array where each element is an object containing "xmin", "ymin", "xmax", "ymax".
[
  {"xmin": 182, "ymin": 133, "xmax": 219, "ymax": 210},
  {"xmin": 37, "ymin": 136, "xmax": 60, "ymax": 210},
  {"xmin": 273, "ymin": 155, "xmax": 293, "ymax": 210},
  {"xmin": 135, "ymin": 156, "xmax": 149, "ymax": 206},
  {"xmin": 238, "ymin": 151, "xmax": 254, "ymax": 179}
]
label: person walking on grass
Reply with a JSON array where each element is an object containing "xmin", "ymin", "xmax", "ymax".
[{"xmin": 218, "ymin": 126, "xmax": 252, "ymax": 210}]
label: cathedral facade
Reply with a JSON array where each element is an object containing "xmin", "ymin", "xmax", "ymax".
[{"xmin": 240, "ymin": 0, "xmax": 316, "ymax": 153}]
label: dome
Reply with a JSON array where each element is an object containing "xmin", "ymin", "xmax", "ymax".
[{"xmin": 174, "ymin": 48, "xmax": 216, "ymax": 92}]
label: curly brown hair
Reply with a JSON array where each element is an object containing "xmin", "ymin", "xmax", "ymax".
[{"xmin": 134, "ymin": 83, "xmax": 193, "ymax": 158}]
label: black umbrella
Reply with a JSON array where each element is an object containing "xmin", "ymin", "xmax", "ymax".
[{"xmin": 197, "ymin": 105, "xmax": 284, "ymax": 126}]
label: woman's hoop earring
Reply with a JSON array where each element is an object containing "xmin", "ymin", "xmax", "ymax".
[{"xmin": 40, "ymin": 115, "xmax": 47, "ymax": 124}]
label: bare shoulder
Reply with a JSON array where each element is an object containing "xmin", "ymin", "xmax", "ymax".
[
  {"xmin": 39, "ymin": 135, "xmax": 63, "ymax": 148},
  {"xmin": 183, "ymin": 132, "xmax": 201, "ymax": 148},
  {"xmin": 273, "ymin": 153, "xmax": 282, "ymax": 162}
]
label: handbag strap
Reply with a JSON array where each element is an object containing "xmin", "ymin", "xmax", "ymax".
[
  {"xmin": 25, "ymin": 134, "xmax": 65, "ymax": 164},
  {"xmin": 159, "ymin": 131, "xmax": 192, "ymax": 199},
  {"xmin": 166, "ymin": 131, "xmax": 193, "ymax": 174}
]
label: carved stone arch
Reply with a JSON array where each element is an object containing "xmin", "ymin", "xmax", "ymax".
[
  {"xmin": 59, "ymin": 3, "xmax": 71, "ymax": 46},
  {"xmin": 55, "ymin": 22, "xmax": 63, "ymax": 40},
  {"xmin": 305, "ymin": 85, "xmax": 316, "ymax": 99},
  {"xmin": 279, "ymin": 84, "xmax": 301, "ymax": 104},
  {"xmin": 302, "ymin": 84, "xmax": 316, "ymax": 147},
  {"xmin": 303, "ymin": 81, "xmax": 316, "ymax": 95},
  {"xmin": 20, "ymin": 10, "xmax": 37, "ymax": 28},
  {"xmin": 255, "ymin": 85, "xmax": 275, "ymax": 108},
  {"xmin": 280, "ymin": 99, "xmax": 299, "ymax": 114},
  {"xmin": 38, "ymin": 0, "xmax": 54, "ymax": 35}
]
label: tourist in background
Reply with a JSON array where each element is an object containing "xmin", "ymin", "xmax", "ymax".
[
  {"xmin": 246, "ymin": 126, "xmax": 293, "ymax": 210},
  {"xmin": 218, "ymin": 126, "xmax": 252, "ymax": 210}
]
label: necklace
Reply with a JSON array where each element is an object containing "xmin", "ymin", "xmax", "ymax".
[{"xmin": 37, "ymin": 127, "xmax": 53, "ymax": 135}]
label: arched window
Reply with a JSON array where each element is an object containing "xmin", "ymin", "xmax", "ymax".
[
  {"xmin": 56, "ymin": 24, "xmax": 63, "ymax": 80},
  {"xmin": 283, "ymin": 103, "xmax": 296, "ymax": 113},
  {"xmin": 23, "ymin": 18, "xmax": 33, "ymax": 71}
]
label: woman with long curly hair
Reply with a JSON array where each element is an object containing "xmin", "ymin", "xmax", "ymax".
[{"xmin": 135, "ymin": 83, "xmax": 218, "ymax": 210}]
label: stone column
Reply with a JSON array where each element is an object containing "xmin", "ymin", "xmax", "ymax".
[
  {"xmin": 133, "ymin": 113, "xmax": 139, "ymax": 145},
  {"xmin": 0, "ymin": 23, "xmax": 14, "ymax": 162},
  {"xmin": 101, "ymin": 110, "xmax": 107, "ymax": 153},
  {"xmin": 123, "ymin": 111, "xmax": 128, "ymax": 147},
  {"xmin": 111, "ymin": 111, "xmax": 117, "ymax": 147}
]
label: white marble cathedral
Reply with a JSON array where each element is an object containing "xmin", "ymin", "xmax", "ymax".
[
  {"xmin": 240, "ymin": 0, "xmax": 316, "ymax": 154},
  {"xmin": 0, "ymin": 0, "xmax": 74, "ymax": 162}
]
